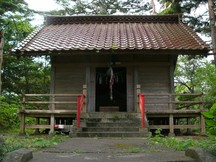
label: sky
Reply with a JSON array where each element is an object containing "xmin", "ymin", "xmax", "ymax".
[
  {"xmin": 25, "ymin": 0, "xmax": 62, "ymax": 26},
  {"xmin": 25, "ymin": 0, "xmax": 61, "ymax": 11}
]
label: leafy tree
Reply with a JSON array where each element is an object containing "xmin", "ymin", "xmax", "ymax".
[
  {"xmin": 2, "ymin": 56, "xmax": 51, "ymax": 103},
  {"xmin": 0, "ymin": 0, "xmax": 29, "ymax": 15},
  {"xmin": 1, "ymin": 1, "xmax": 51, "ymax": 102},
  {"xmin": 175, "ymin": 56, "xmax": 216, "ymax": 108},
  {"xmin": 158, "ymin": 0, "xmax": 211, "ymax": 34},
  {"xmin": 0, "ymin": 96, "xmax": 19, "ymax": 129},
  {"xmin": 51, "ymin": 0, "xmax": 152, "ymax": 15},
  {"xmin": 175, "ymin": 56, "xmax": 203, "ymax": 94},
  {"xmin": 0, "ymin": 0, "xmax": 51, "ymax": 131}
]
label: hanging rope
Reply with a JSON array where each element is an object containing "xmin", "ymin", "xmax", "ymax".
[{"xmin": 107, "ymin": 67, "xmax": 114, "ymax": 100}]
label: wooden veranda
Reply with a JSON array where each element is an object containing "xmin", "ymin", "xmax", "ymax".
[{"xmin": 19, "ymin": 85, "xmax": 206, "ymax": 136}]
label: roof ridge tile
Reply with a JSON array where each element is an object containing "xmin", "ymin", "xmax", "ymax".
[{"xmin": 45, "ymin": 15, "xmax": 180, "ymax": 25}]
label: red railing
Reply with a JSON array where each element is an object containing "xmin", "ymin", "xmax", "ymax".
[
  {"xmin": 76, "ymin": 94, "xmax": 85, "ymax": 128},
  {"xmin": 138, "ymin": 93, "xmax": 145, "ymax": 128}
]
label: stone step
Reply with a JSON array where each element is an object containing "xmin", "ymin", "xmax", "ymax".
[
  {"xmin": 82, "ymin": 127, "xmax": 139, "ymax": 132},
  {"xmin": 83, "ymin": 118, "xmax": 141, "ymax": 123},
  {"xmin": 71, "ymin": 112, "xmax": 149, "ymax": 138},
  {"xmin": 81, "ymin": 112, "xmax": 141, "ymax": 119},
  {"xmin": 85, "ymin": 121, "xmax": 141, "ymax": 127},
  {"xmin": 76, "ymin": 132, "xmax": 149, "ymax": 137}
]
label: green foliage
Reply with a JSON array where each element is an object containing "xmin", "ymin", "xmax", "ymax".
[
  {"xmin": 154, "ymin": 128, "xmax": 164, "ymax": 137},
  {"xmin": 0, "ymin": 97, "xmax": 19, "ymax": 129},
  {"xmin": 158, "ymin": 0, "xmax": 211, "ymax": 35},
  {"xmin": 202, "ymin": 103, "xmax": 216, "ymax": 135},
  {"xmin": 0, "ymin": 0, "xmax": 30, "ymax": 17},
  {"xmin": 53, "ymin": 0, "xmax": 151, "ymax": 15},
  {"xmin": 151, "ymin": 136, "xmax": 216, "ymax": 155},
  {"xmin": 1, "ymin": 134, "xmax": 68, "ymax": 160},
  {"xmin": 0, "ymin": 137, "xmax": 5, "ymax": 161},
  {"xmin": 0, "ymin": 0, "xmax": 52, "ymax": 103},
  {"xmin": 2, "ymin": 56, "xmax": 51, "ymax": 101},
  {"xmin": 175, "ymin": 56, "xmax": 216, "ymax": 108}
]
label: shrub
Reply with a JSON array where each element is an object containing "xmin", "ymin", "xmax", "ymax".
[
  {"xmin": 202, "ymin": 103, "xmax": 216, "ymax": 135},
  {"xmin": 0, "ymin": 136, "xmax": 5, "ymax": 161},
  {"xmin": 0, "ymin": 97, "xmax": 19, "ymax": 129}
]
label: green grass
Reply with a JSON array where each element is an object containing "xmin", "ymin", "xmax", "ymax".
[
  {"xmin": 0, "ymin": 132, "xmax": 68, "ymax": 161},
  {"xmin": 150, "ymin": 135, "xmax": 216, "ymax": 155}
]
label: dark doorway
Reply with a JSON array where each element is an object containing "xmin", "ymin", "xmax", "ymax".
[{"xmin": 96, "ymin": 67, "xmax": 127, "ymax": 112}]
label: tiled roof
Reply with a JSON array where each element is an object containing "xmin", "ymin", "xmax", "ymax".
[{"xmin": 14, "ymin": 15, "xmax": 209, "ymax": 54}]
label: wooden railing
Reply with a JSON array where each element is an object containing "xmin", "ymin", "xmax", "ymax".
[
  {"xmin": 136, "ymin": 84, "xmax": 204, "ymax": 111},
  {"xmin": 136, "ymin": 85, "xmax": 205, "ymax": 135},
  {"xmin": 21, "ymin": 94, "xmax": 80, "ymax": 110},
  {"xmin": 143, "ymin": 93, "xmax": 204, "ymax": 110},
  {"xmin": 19, "ymin": 93, "xmax": 83, "ymax": 135}
]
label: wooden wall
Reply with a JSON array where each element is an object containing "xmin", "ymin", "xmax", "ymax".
[
  {"xmin": 50, "ymin": 54, "xmax": 176, "ymax": 112},
  {"xmin": 135, "ymin": 55, "xmax": 176, "ymax": 111},
  {"xmin": 51, "ymin": 56, "xmax": 86, "ymax": 110}
]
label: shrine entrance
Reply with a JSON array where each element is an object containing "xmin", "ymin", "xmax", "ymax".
[{"xmin": 96, "ymin": 67, "xmax": 127, "ymax": 112}]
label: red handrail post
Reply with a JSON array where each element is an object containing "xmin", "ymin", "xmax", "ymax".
[
  {"xmin": 142, "ymin": 94, "xmax": 145, "ymax": 128},
  {"xmin": 138, "ymin": 93, "xmax": 145, "ymax": 128},
  {"xmin": 77, "ymin": 95, "xmax": 81, "ymax": 128}
]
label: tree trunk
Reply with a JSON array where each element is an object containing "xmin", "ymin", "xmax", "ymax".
[
  {"xmin": 151, "ymin": 0, "xmax": 156, "ymax": 15},
  {"xmin": 208, "ymin": 0, "xmax": 216, "ymax": 66},
  {"xmin": 0, "ymin": 31, "xmax": 3, "ymax": 94}
]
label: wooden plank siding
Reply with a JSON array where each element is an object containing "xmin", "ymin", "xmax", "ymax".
[
  {"xmin": 51, "ymin": 54, "xmax": 176, "ymax": 112},
  {"xmin": 136, "ymin": 55, "xmax": 173, "ymax": 111},
  {"xmin": 52, "ymin": 61, "xmax": 86, "ymax": 110}
]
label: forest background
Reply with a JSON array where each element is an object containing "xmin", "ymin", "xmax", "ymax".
[{"xmin": 0, "ymin": 0, "xmax": 216, "ymax": 136}]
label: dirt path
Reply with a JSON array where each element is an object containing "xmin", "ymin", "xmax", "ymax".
[{"xmin": 29, "ymin": 138, "xmax": 194, "ymax": 162}]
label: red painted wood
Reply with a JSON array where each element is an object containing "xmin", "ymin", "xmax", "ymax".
[{"xmin": 138, "ymin": 94, "xmax": 145, "ymax": 128}]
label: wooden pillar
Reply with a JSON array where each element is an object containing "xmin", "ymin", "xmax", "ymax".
[
  {"xmin": 168, "ymin": 94, "xmax": 172, "ymax": 110},
  {"xmin": 200, "ymin": 114, "xmax": 206, "ymax": 135},
  {"xmin": 35, "ymin": 118, "xmax": 40, "ymax": 134},
  {"xmin": 82, "ymin": 84, "xmax": 87, "ymax": 112},
  {"xmin": 186, "ymin": 118, "xmax": 192, "ymax": 135},
  {"xmin": 19, "ymin": 95, "xmax": 26, "ymax": 135},
  {"xmin": 136, "ymin": 84, "xmax": 141, "ymax": 112},
  {"xmin": 49, "ymin": 95, "xmax": 55, "ymax": 137},
  {"xmin": 49, "ymin": 114, "xmax": 55, "ymax": 137},
  {"xmin": 19, "ymin": 113, "xmax": 25, "ymax": 135},
  {"xmin": 86, "ymin": 66, "xmax": 90, "ymax": 112},
  {"xmin": 169, "ymin": 114, "xmax": 175, "ymax": 136},
  {"xmin": 49, "ymin": 58, "xmax": 55, "ymax": 136}
]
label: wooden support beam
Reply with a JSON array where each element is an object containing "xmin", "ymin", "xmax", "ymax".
[
  {"xmin": 169, "ymin": 114, "xmax": 175, "ymax": 136},
  {"xmin": 174, "ymin": 125, "xmax": 200, "ymax": 129},
  {"xmin": 26, "ymin": 124, "xmax": 50, "ymax": 129},
  {"xmin": 149, "ymin": 125, "xmax": 170, "ymax": 129},
  {"xmin": 136, "ymin": 84, "xmax": 141, "ymax": 112},
  {"xmin": 35, "ymin": 118, "xmax": 40, "ymax": 134},
  {"xmin": 23, "ymin": 101, "xmax": 77, "ymax": 104},
  {"xmin": 49, "ymin": 114, "xmax": 55, "ymax": 137},
  {"xmin": 20, "ymin": 109, "xmax": 76, "ymax": 114},
  {"xmin": 19, "ymin": 113, "xmax": 25, "ymax": 135},
  {"xmin": 82, "ymin": 84, "xmax": 87, "ymax": 112},
  {"xmin": 200, "ymin": 114, "xmax": 206, "ymax": 135}
]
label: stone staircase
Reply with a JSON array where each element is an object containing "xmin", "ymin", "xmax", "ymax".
[{"xmin": 70, "ymin": 112, "xmax": 150, "ymax": 137}]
